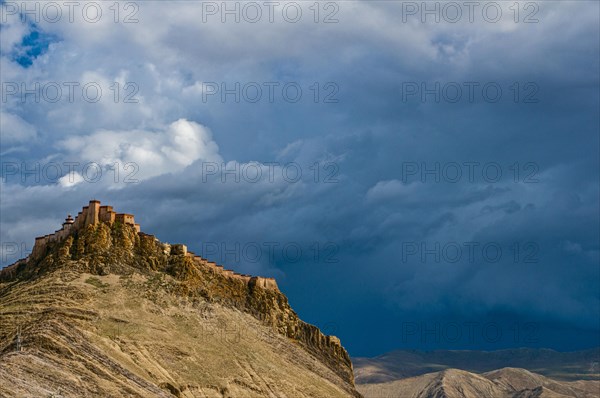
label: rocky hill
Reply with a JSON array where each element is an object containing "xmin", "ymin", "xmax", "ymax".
[{"xmin": 0, "ymin": 200, "xmax": 361, "ymax": 398}]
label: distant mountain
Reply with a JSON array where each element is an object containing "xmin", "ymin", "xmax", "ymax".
[
  {"xmin": 353, "ymin": 348, "xmax": 600, "ymax": 384},
  {"xmin": 357, "ymin": 368, "xmax": 600, "ymax": 398},
  {"xmin": 0, "ymin": 200, "xmax": 361, "ymax": 397}
]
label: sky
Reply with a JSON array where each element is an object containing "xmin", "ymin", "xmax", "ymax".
[{"xmin": 0, "ymin": 0, "xmax": 598, "ymax": 357}]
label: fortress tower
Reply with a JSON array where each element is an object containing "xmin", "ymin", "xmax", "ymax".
[{"xmin": 24, "ymin": 200, "xmax": 279, "ymax": 292}]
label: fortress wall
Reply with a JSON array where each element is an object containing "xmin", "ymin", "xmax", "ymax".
[
  {"xmin": 76, "ymin": 210, "xmax": 86, "ymax": 229},
  {"xmin": 54, "ymin": 229, "xmax": 66, "ymax": 242},
  {"xmin": 86, "ymin": 200, "xmax": 100, "ymax": 226},
  {"xmin": 0, "ymin": 258, "xmax": 27, "ymax": 279},
  {"xmin": 231, "ymin": 273, "xmax": 251, "ymax": 283},
  {"xmin": 115, "ymin": 213, "xmax": 136, "ymax": 228},
  {"xmin": 264, "ymin": 278, "xmax": 278, "ymax": 290},
  {"xmin": 188, "ymin": 253, "xmax": 278, "ymax": 291},
  {"xmin": 249, "ymin": 276, "xmax": 279, "ymax": 291},
  {"xmin": 99, "ymin": 206, "xmax": 116, "ymax": 223},
  {"xmin": 32, "ymin": 236, "xmax": 47, "ymax": 258},
  {"xmin": 24, "ymin": 200, "xmax": 280, "ymax": 291},
  {"xmin": 171, "ymin": 244, "xmax": 188, "ymax": 256}
]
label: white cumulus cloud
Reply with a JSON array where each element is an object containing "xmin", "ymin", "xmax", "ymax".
[{"xmin": 58, "ymin": 118, "xmax": 222, "ymax": 181}]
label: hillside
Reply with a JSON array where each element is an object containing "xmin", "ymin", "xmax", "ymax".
[
  {"xmin": 0, "ymin": 200, "xmax": 361, "ymax": 398},
  {"xmin": 357, "ymin": 368, "xmax": 599, "ymax": 398},
  {"xmin": 353, "ymin": 348, "xmax": 600, "ymax": 384}
]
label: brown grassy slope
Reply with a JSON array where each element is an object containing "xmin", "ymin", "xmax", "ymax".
[
  {"xmin": 0, "ymin": 222, "xmax": 360, "ymax": 397},
  {"xmin": 0, "ymin": 270, "xmax": 359, "ymax": 397}
]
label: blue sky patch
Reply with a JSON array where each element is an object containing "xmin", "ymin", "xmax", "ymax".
[{"xmin": 11, "ymin": 26, "xmax": 58, "ymax": 67}]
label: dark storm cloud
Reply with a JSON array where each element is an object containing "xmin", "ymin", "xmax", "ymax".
[{"xmin": 1, "ymin": 1, "xmax": 598, "ymax": 355}]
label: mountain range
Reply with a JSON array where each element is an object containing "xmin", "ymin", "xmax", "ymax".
[{"xmin": 354, "ymin": 349, "xmax": 599, "ymax": 398}]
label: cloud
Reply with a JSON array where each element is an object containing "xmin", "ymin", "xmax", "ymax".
[
  {"xmin": 0, "ymin": 0, "xmax": 598, "ymax": 355},
  {"xmin": 366, "ymin": 180, "xmax": 418, "ymax": 202},
  {"xmin": 58, "ymin": 171, "xmax": 84, "ymax": 188},
  {"xmin": 0, "ymin": 111, "xmax": 37, "ymax": 143},
  {"xmin": 58, "ymin": 119, "xmax": 222, "ymax": 180}
]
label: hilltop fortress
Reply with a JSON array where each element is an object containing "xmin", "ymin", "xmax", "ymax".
[
  {"xmin": 26, "ymin": 200, "xmax": 278, "ymax": 291},
  {"xmin": 0, "ymin": 200, "xmax": 357, "ymax": 390},
  {"xmin": 31, "ymin": 200, "xmax": 140, "ymax": 258}
]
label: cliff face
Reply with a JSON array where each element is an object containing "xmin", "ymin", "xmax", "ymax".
[{"xmin": 0, "ymin": 202, "xmax": 360, "ymax": 397}]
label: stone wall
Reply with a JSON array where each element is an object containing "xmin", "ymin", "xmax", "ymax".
[
  {"xmin": 185, "ymin": 251, "xmax": 279, "ymax": 292},
  {"xmin": 11, "ymin": 200, "xmax": 280, "ymax": 294},
  {"xmin": 99, "ymin": 206, "xmax": 116, "ymax": 223}
]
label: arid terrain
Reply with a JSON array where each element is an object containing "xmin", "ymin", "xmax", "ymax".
[
  {"xmin": 0, "ymin": 201, "xmax": 360, "ymax": 398},
  {"xmin": 356, "ymin": 368, "xmax": 599, "ymax": 398},
  {"xmin": 1, "ymin": 201, "xmax": 598, "ymax": 398},
  {"xmin": 354, "ymin": 348, "xmax": 600, "ymax": 383},
  {"xmin": 354, "ymin": 349, "xmax": 600, "ymax": 398}
]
